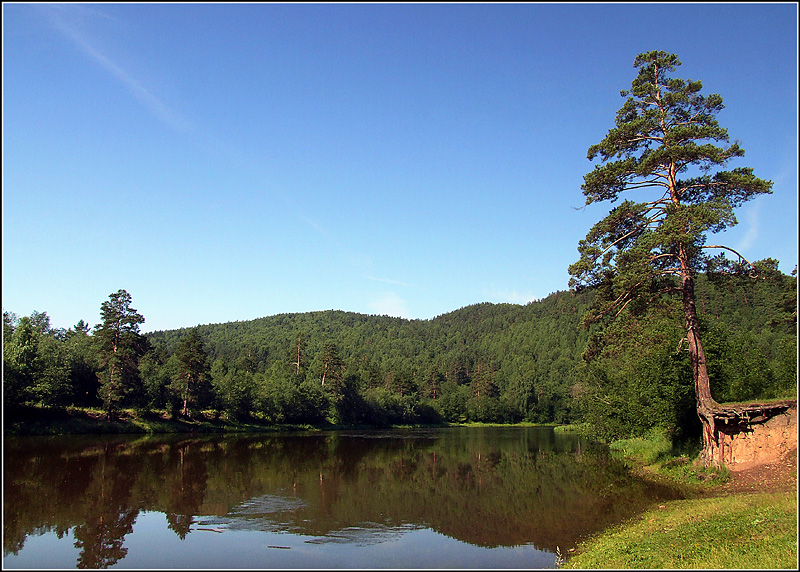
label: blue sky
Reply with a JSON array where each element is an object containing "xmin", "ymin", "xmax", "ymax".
[{"xmin": 3, "ymin": 2, "xmax": 797, "ymax": 333}]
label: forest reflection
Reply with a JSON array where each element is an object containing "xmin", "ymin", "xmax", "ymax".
[{"xmin": 3, "ymin": 427, "xmax": 683, "ymax": 568}]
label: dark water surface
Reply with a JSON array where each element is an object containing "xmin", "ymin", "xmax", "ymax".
[{"xmin": 3, "ymin": 426, "xmax": 683, "ymax": 569}]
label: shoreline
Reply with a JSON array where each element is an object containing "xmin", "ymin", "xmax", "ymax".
[
  {"xmin": 2, "ymin": 405, "xmax": 555, "ymax": 437},
  {"xmin": 5, "ymin": 406, "xmax": 795, "ymax": 568},
  {"xmin": 560, "ymin": 447, "xmax": 798, "ymax": 569}
]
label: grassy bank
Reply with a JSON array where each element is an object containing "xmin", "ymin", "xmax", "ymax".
[
  {"xmin": 561, "ymin": 429, "xmax": 797, "ymax": 569},
  {"xmin": 2, "ymin": 405, "xmax": 327, "ymax": 436},
  {"xmin": 561, "ymin": 492, "xmax": 796, "ymax": 569},
  {"xmin": 3, "ymin": 406, "xmax": 559, "ymax": 437},
  {"xmin": 2, "ymin": 405, "xmax": 457, "ymax": 436}
]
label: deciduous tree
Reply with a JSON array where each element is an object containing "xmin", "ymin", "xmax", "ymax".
[{"xmin": 3, "ymin": 315, "xmax": 37, "ymax": 408}]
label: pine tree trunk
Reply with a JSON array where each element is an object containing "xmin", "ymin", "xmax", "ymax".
[
  {"xmin": 105, "ymin": 340, "xmax": 120, "ymax": 422},
  {"xmin": 182, "ymin": 373, "xmax": 190, "ymax": 417},
  {"xmin": 681, "ymin": 259, "xmax": 719, "ymax": 465}
]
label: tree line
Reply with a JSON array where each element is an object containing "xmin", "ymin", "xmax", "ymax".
[{"xmin": 3, "ymin": 266, "xmax": 795, "ymax": 439}]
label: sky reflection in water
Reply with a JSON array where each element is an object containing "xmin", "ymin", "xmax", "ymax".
[{"xmin": 4, "ymin": 511, "xmax": 557, "ymax": 569}]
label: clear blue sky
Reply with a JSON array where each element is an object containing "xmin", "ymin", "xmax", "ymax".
[{"xmin": 3, "ymin": 3, "xmax": 797, "ymax": 333}]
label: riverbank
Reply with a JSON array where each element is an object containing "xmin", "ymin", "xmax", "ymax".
[
  {"xmin": 2, "ymin": 406, "xmax": 559, "ymax": 436},
  {"xmin": 2, "ymin": 405, "xmax": 329, "ymax": 436},
  {"xmin": 2, "ymin": 405, "xmax": 479, "ymax": 436},
  {"xmin": 560, "ymin": 443, "xmax": 798, "ymax": 569}
]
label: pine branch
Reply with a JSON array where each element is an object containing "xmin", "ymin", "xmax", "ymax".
[{"xmin": 702, "ymin": 245, "xmax": 759, "ymax": 276}]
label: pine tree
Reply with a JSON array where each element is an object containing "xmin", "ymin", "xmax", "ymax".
[
  {"xmin": 569, "ymin": 51, "xmax": 773, "ymax": 463},
  {"xmin": 320, "ymin": 343, "xmax": 345, "ymax": 391},
  {"xmin": 171, "ymin": 328, "xmax": 211, "ymax": 417},
  {"xmin": 289, "ymin": 333, "xmax": 308, "ymax": 378},
  {"xmin": 94, "ymin": 289, "xmax": 146, "ymax": 419}
]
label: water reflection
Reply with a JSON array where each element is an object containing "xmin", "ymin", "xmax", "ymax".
[{"xmin": 3, "ymin": 427, "xmax": 682, "ymax": 568}]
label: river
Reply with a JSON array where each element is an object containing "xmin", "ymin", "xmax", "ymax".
[{"xmin": 2, "ymin": 426, "xmax": 683, "ymax": 569}]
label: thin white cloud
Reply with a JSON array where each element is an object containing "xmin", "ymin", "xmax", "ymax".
[
  {"xmin": 42, "ymin": 5, "xmax": 188, "ymax": 132},
  {"xmin": 368, "ymin": 292, "xmax": 410, "ymax": 318},
  {"xmin": 363, "ymin": 274, "xmax": 413, "ymax": 288},
  {"xmin": 298, "ymin": 212, "xmax": 329, "ymax": 238},
  {"xmin": 488, "ymin": 287, "xmax": 537, "ymax": 306},
  {"xmin": 736, "ymin": 201, "xmax": 761, "ymax": 253}
]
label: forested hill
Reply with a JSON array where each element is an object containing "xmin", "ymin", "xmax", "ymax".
[
  {"xmin": 5, "ymin": 271, "xmax": 793, "ymax": 430},
  {"xmin": 145, "ymin": 290, "xmax": 592, "ymax": 424},
  {"xmin": 143, "ymin": 270, "xmax": 796, "ymax": 426},
  {"xmin": 148, "ymin": 291, "xmax": 588, "ymax": 385}
]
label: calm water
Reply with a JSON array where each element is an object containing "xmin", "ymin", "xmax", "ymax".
[{"xmin": 3, "ymin": 426, "xmax": 683, "ymax": 569}]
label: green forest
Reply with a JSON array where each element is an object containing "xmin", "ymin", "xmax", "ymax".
[{"xmin": 3, "ymin": 267, "xmax": 795, "ymax": 442}]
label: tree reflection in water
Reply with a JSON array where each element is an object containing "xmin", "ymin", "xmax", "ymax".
[{"xmin": 3, "ymin": 428, "xmax": 683, "ymax": 568}]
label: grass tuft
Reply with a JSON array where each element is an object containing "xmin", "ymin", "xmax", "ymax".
[{"xmin": 609, "ymin": 427, "xmax": 674, "ymax": 465}]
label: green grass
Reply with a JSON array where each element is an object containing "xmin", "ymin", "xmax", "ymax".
[
  {"xmin": 553, "ymin": 422, "xmax": 591, "ymax": 434},
  {"xmin": 3, "ymin": 405, "xmax": 453, "ymax": 436},
  {"xmin": 2, "ymin": 406, "xmax": 297, "ymax": 436},
  {"xmin": 452, "ymin": 421, "xmax": 553, "ymax": 428},
  {"xmin": 560, "ymin": 427, "xmax": 796, "ymax": 569},
  {"xmin": 562, "ymin": 492, "xmax": 797, "ymax": 569},
  {"xmin": 609, "ymin": 427, "xmax": 675, "ymax": 464},
  {"xmin": 607, "ymin": 427, "xmax": 731, "ymax": 487}
]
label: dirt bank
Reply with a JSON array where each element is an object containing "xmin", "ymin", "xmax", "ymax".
[{"xmin": 716, "ymin": 447, "xmax": 797, "ymax": 495}]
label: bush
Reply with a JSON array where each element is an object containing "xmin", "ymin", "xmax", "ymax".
[
  {"xmin": 705, "ymin": 326, "xmax": 774, "ymax": 402},
  {"xmin": 413, "ymin": 398, "xmax": 443, "ymax": 424},
  {"xmin": 432, "ymin": 381, "xmax": 468, "ymax": 423},
  {"xmin": 609, "ymin": 426, "xmax": 674, "ymax": 465},
  {"xmin": 576, "ymin": 309, "xmax": 697, "ymax": 442}
]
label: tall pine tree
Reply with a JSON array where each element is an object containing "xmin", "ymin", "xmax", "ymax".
[
  {"xmin": 171, "ymin": 328, "xmax": 211, "ymax": 417},
  {"xmin": 94, "ymin": 289, "xmax": 146, "ymax": 419},
  {"xmin": 569, "ymin": 51, "xmax": 773, "ymax": 463}
]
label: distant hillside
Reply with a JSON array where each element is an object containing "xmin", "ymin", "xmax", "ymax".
[
  {"xmin": 144, "ymin": 271, "xmax": 796, "ymax": 425},
  {"xmin": 3, "ymin": 269, "xmax": 794, "ymax": 430}
]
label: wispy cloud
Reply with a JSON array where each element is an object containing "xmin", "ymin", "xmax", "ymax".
[
  {"xmin": 368, "ymin": 292, "xmax": 410, "ymax": 318},
  {"xmin": 736, "ymin": 201, "xmax": 761, "ymax": 252},
  {"xmin": 42, "ymin": 5, "xmax": 188, "ymax": 132},
  {"xmin": 363, "ymin": 275, "xmax": 413, "ymax": 288},
  {"xmin": 298, "ymin": 212, "xmax": 330, "ymax": 239}
]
